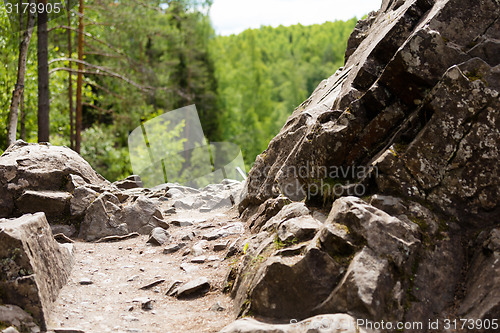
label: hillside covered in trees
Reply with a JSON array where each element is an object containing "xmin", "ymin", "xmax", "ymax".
[{"xmin": 0, "ymin": 0, "xmax": 357, "ymax": 181}]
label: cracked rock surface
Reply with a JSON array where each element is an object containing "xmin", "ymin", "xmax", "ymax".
[{"xmin": 229, "ymin": 0, "xmax": 500, "ymax": 332}]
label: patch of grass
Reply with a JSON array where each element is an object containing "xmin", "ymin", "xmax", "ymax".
[
  {"xmin": 273, "ymin": 236, "xmax": 299, "ymax": 250},
  {"xmin": 0, "ymin": 321, "xmax": 11, "ymax": 330},
  {"xmin": 393, "ymin": 142, "xmax": 408, "ymax": 153},
  {"xmin": 410, "ymin": 216, "xmax": 428, "ymax": 232},
  {"xmin": 361, "ymin": 195, "xmax": 372, "ymax": 203},
  {"xmin": 239, "ymin": 298, "xmax": 253, "ymax": 318},
  {"xmin": 248, "ymin": 255, "xmax": 266, "ymax": 269},
  {"xmin": 389, "ymin": 147, "xmax": 398, "ymax": 157},
  {"xmin": 242, "ymin": 242, "xmax": 249, "ymax": 254},
  {"xmin": 331, "ymin": 252, "xmax": 355, "ymax": 267},
  {"xmin": 273, "ymin": 237, "xmax": 287, "ymax": 250},
  {"xmin": 336, "ymin": 223, "xmax": 350, "ymax": 234},
  {"xmin": 223, "ymin": 264, "xmax": 240, "ymax": 294},
  {"xmin": 464, "ymin": 68, "xmax": 486, "ymax": 84}
]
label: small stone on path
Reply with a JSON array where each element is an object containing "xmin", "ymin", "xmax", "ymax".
[
  {"xmin": 176, "ymin": 277, "xmax": 210, "ymax": 298},
  {"xmin": 79, "ymin": 278, "xmax": 93, "ymax": 285}
]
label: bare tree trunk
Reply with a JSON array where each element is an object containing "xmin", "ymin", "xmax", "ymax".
[
  {"xmin": 37, "ymin": 0, "xmax": 50, "ymax": 143},
  {"xmin": 75, "ymin": 0, "xmax": 85, "ymax": 153},
  {"xmin": 19, "ymin": 0, "xmax": 26, "ymax": 142},
  {"xmin": 20, "ymin": 91, "xmax": 26, "ymax": 140},
  {"xmin": 67, "ymin": 2, "xmax": 75, "ymax": 150},
  {"xmin": 6, "ymin": 0, "xmax": 35, "ymax": 147}
]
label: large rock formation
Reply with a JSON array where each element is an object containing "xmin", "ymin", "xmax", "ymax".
[
  {"xmin": 0, "ymin": 141, "xmax": 173, "ymax": 240},
  {"xmin": 0, "ymin": 213, "xmax": 73, "ymax": 330},
  {"xmin": 228, "ymin": 0, "xmax": 500, "ymax": 331},
  {"xmin": 0, "ymin": 141, "xmax": 108, "ymax": 220},
  {"xmin": 240, "ymin": 0, "xmax": 500, "ymax": 223}
]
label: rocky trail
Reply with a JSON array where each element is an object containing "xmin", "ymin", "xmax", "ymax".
[
  {"xmin": 2, "ymin": 0, "xmax": 500, "ymax": 332},
  {"xmin": 48, "ymin": 207, "xmax": 244, "ymax": 333},
  {"xmin": 0, "ymin": 141, "xmax": 252, "ymax": 333}
]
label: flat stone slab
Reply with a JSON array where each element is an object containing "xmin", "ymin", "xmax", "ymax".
[
  {"xmin": 176, "ymin": 277, "xmax": 210, "ymax": 298},
  {"xmin": 0, "ymin": 213, "xmax": 73, "ymax": 330}
]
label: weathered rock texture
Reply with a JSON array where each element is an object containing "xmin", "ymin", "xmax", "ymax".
[
  {"xmin": 231, "ymin": 0, "xmax": 500, "ymax": 331},
  {"xmin": 0, "ymin": 213, "xmax": 73, "ymax": 330},
  {"xmin": 0, "ymin": 141, "xmax": 108, "ymax": 220},
  {"xmin": 0, "ymin": 141, "xmax": 174, "ymax": 240},
  {"xmin": 240, "ymin": 0, "xmax": 500, "ymax": 223}
]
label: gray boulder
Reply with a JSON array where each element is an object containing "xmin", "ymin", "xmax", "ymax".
[
  {"xmin": 239, "ymin": 0, "xmax": 500, "ymax": 228},
  {"xmin": 69, "ymin": 186, "xmax": 98, "ymax": 217},
  {"xmin": 0, "ymin": 304, "xmax": 39, "ymax": 333},
  {"xmin": 327, "ymin": 197, "xmax": 420, "ymax": 268},
  {"xmin": 78, "ymin": 193, "xmax": 165, "ymax": 241},
  {"xmin": 404, "ymin": 231, "xmax": 464, "ymax": 326},
  {"xmin": 119, "ymin": 196, "xmax": 164, "ymax": 234},
  {"xmin": 175, "ymin": 277, "xmax": 211, "ymax": 298},
  {"xmin": 314, "ymin": 247, "xmax": 397, "ymax": 320},
  {"xmin": 112, "ymin": 175, "xmax": 143, "ymax": 190},
  {"xmin": 0, "ymin": 141, "xmax": 108, "ymax": 219},
  {"xmin": 202, "ymin": 222, "xmax": 245, "ymax": 241},
  {"xmin": 260, "ymin": 202, "xmax": 310, "ymax": 233},
  {"xmin": 375, "ymin": 57, "xmax": 500, "ymax": 226},
  {"xmin": 0, "ymin": 213, "xmax": 73, "ymax": 330},
  {"xmin": 246, "ymin": 196, "xmax": 291, "ymax": 232},
  {"xmin": 15, "ymin": 190, "xmax": 72, "ymax": 218},
  {"xmin": 458, "ymin": 228, "xmax": 500, "ymax": 324},
  {"xmin": 234, "ymin": 247, "xmax": 344, "ymax": 319},
  {"xmin": 316, "ymin": 223, "xmax": 355, "ymax": 258},
  {"xmin": 229, "ymin": 0, "xmax": 500, "ymax": 328},
  {"xmin": 78, "ymin": 192, "xmax": 127, "ymax": 241},
  {"xmin": 147, "ymin": 227, "xmax": 170, "ymax": 246},
  {"xmin": 276, "ymin": 215, "xmax": 321, "ymax": 243},
  {"xmin": 50, "ymin": 224, "xmax": 77, "ymax": 238}
]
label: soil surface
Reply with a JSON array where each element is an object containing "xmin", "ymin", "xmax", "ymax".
[{"xmin": 48, "ymin": 207, "xmax": 247, "ymax": 333}]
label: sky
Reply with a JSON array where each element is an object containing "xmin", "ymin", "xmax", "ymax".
[{"xmin": 210, "ymin": 0, "xmax": 383, "ymax": 36}]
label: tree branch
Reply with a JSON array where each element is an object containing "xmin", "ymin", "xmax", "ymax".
[
  {"xmin": 48, "ymin": 25, "xmax": 132, "ymax": 61},
  {"xmin": 83, "ymin": 102, "xmax": 113, "ymax": 114},
  {"xmin": 49, "ymin": 65, "xmax": 152, "ymax": 92}
]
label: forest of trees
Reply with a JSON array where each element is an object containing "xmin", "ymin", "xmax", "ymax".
[{"xmin": 0, "ymin": 0, "xmax": 357, "ymax": 181}]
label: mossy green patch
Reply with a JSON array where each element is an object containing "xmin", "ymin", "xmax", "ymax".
[
  {"xmin": 464, "ymin": 68, "xmax": 486, "ymax": 84},
  {"xmin": 0, "ymin": 321, "xmax": 10, "ymax": 330},
  {"xmin": 273, "ymin": 235, "xmax": 299, "ymax": 250}
]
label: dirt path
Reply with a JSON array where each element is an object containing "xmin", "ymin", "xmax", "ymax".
[{"xmin": 48, "ymin": 208, "xmax": 246, "ymax": 333}]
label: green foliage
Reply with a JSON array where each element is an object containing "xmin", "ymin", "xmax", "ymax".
[
  {"xmin": 73, "ymin": 0, "xmax": 219, "ymax": 181},
  {"xmin": 242, "ymin": 242, "xmax": 249, "ymax": 254},
  {"xmin": 0, "ymin": 321, "xmax": 9, "ymax": 330},
  {"xmin": 1, "ymin": 1, "xmax": 360, "ymax": 182},
  {"xmin": 0, "ymin": 6, "xmax": 39, "ymax": 146},
  {"xmin": 0, "ymin": 4, "xmax": 76, "ymax": 148},
  {"xmin": 80, "ymin": 125, "xmax": 132, "ymax": 181}
]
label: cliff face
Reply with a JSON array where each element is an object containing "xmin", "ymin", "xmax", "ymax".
[
  {"xmin": 229, "ymin": 0, "xmax": 500, "ymax": 330},
  {"xmin": 240, "ymin": 0, "xmax": 499, "ymax": 226}
]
